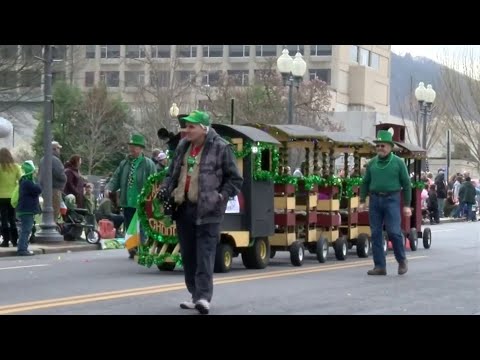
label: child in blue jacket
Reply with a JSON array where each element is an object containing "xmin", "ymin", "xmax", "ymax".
[{"xmin": 16, "ymin": 161, "xmax": 42, "ymax": 256}]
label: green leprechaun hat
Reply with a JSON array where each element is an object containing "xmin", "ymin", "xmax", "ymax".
[
  {"xmin": 373, "ymin": 130, "xmax": 395, "ymax": 146},
  {"xmin": 128, "ymin": 134, "xmax": 146, "ymax": 148}
]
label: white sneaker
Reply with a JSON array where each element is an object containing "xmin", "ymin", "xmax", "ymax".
[
  {"xmin": 179, "ymin": 299, "xmax": 196, "ymax": 310},
  {"xmin": 195, "ymin": 299, "xmax": 210, "ymax": 315}
]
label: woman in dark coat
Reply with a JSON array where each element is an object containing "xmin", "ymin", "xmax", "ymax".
[{"xmin": 64, "ymin": 155, "xmax": 85, "ymax": 208}]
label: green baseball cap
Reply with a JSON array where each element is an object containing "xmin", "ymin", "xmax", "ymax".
[{"xmin": 181, "ymin": 110, "xmax": 211, "ymax": 126}]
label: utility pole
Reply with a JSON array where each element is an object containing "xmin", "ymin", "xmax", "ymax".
[{"xmin": 35, "ymin": 45, "xmax": 63, "ymax": 243}]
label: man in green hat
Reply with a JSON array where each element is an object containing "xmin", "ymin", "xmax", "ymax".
[
  {"xmin": 106, "ymin": 133, "xmax": 156, "ymax": 258},
  {"xmin": 159, "ymin": 110, "xmax": 243, "ymax": 314},
  {"xmin": 359, "ymin": 129, "xmax": 412, "ymax": 276}
]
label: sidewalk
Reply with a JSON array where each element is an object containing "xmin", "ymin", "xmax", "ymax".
[
  {"xmin": 0, "ymin": 241, "xmax": 100, "ymax": 258},
  {"xmin": 423, "ymin": 217, "xmax": 470, "ymax": 225}
]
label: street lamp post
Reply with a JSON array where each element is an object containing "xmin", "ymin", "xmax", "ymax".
[
  {"xmin": 35, "ymin": 45, "xmax": 63, "ymax": 243},
  {"xmin": 277, "ymin": 48, "xmax": 307, "ymax": 124},
  {"xmin": 414, "ymin": 81, "xmax": 436, "ymax": 171}
]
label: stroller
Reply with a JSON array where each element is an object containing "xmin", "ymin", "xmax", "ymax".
[{"xmin": 60, "ymin": 194, "xmax": 101, "ymax": 244}]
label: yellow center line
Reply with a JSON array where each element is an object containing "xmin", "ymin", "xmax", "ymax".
[{"xmin": 0, "ymin": 255, "xmax": 427, "ymax": 314}]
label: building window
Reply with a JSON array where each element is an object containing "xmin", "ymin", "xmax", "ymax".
[
  {"xmin": 177, "ymin": 45, "xmax": 197, "ymax": 58},
  {"xmin": 22, "ymin": 45, "xmax": 42, "ymax": 61},
  {"xmin": 0, "ymin": 71, "xmax": 17, "ymax": 88},
  {"xmin": 20, "ymin": 70, "xmax": 41, "ymax": 87},
  {"xmin": 229, "ymin": 45, "xmax": 249, "ymax": 57},
  {"xmin": 256, "ymin": 45, "xmax": 277, "ymax": 57},
  {"xmin": 369, "ymin": 52, "xmax": 379, "ymax": 69},
  {"xmin": 125, "ymin": 71, "xmax": 145, "ymax": 87},
  {"xmin": 350, "ymin": 45, "xmax": 358, "ymax": 63},
  {"xmin": 359, "ymin": 48, "xmax": 369, "ymax": 66},
  {"xmin": 198, "ymin": 99, "xmax": 211, "ymax": 111},
  {"xmin": 100, "ymin": 45, "xmax": 120, "ymax": 59},
  {"xmin": 85, "ymin": 72, "xmax": 94, "ymax": 87},
  {"xmin": 254, "ymin": 69, "xmax": 276, "ymax": 82},
  {"xmin": 176, "ymin": 71, "xmax": 196, "ymax": 84},
  {"xmin": 201, "ymin": 71, "xmax": 221, "ymax": 86},
  {"xmin": 126, "ymin": 45, "xmax": 145, "ymax": 59},
  {"xmin": 85, "ymin": 45, "xmax": 96, "ymax": 59},
  {"xmin": 150, "ymin": 71, "xmax": 170, "ymax": 87},
  {"xmin": 100, "ymin": 71, "xmax": 120, "ymax": 87},
  {"xmin": 52, "ymin": 45, "xmax": 66, "ymax": 60},
  {"xmin": 285, "ymin": 45, "xmax": 305, "ymax": 56},
  {"xmin": 203, "ymin": 45, "xmax": 223, "ymax": 58},
  {"xmin": 52, "ymin": 71, "xmax": 65, "ymax": 84},
  {"xmin": 227, "ymin": 70, "xmax": 249, "ymax": 86},
  {"xmin": 310, "ymin": 45, "xmax": 332, "ymax": 56},
  {"xmin": 151, "ymin": 45, "xmax": 170, "ymax": 58},
  {"xmin": 309, "ymin": 69, "xmax": 331, "ymax": 84},
  {"xmin": 0, "ymin": 45, "xmax": 18, "ymax": 59}
]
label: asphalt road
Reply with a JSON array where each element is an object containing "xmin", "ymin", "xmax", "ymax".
[{"xmin": 0, "ymin": 220, "xmax": 479, "ymax": 315}]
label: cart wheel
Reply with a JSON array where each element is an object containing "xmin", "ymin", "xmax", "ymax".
[
  {"xmin": 214, "ymin": 243, "xmax": 233, "ymax": 273},
  {"xmin": 241, "ymin": 237, "xmax": 270, "ymax": 269},
  {"xmin": 270, "ymin": 249, "xmax": 276, "ymax": 259},
  {"xmin": 409, "ymin": 228, "xmax": 418, "ymax": 251},
  {"xmin": 157, "ymin": 262, "xmax": 176, "ymax": 271},
  {"xmin": 289, "ymin": 241, "xmax": 304, "ymax": 266},
  {"xmin": 422, "ymin": 227, "xmax": 432, "ymax": 249},
  {"xmin": 356, "ymin": 233, "xmax": 370, "ymax": 258},
  {"xmin": 316, "ymin": 236, "xmax": 328, "ymax": 263},
  {"xmin": 85, "ymin": 229, "xmax": 101, "ymax": 244},
  {"xmin": 334, "ymin": 237, "xmax": 348, "ymax": 260}
]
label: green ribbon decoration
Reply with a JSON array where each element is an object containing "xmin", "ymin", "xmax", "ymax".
[
  {"xmin": 342, "ymin": 176, "xmax": 363, "ymax": 199},
  {"xmin": 411, "ymin": 180, "xmax": 426, "ymax": 190}
]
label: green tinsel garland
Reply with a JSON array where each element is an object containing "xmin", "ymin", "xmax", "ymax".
[
  {"xmin": 137, "ymin": 170, "xmax": 181, "ymax": 268},
  {"xmin": 411, "ymin": 180, "xmax": 427, "ymax": 190},
  {"xmin": 342, "ymin": 176, "xmax": 363, "ymax": 199}
]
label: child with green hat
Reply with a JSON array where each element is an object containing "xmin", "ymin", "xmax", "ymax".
[{"xmin": 16, "ymin": 160, "xmax": 42, "ymax": 256}]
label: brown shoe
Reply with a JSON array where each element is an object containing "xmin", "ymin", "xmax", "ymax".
[
  {"xmin": 367, "ymin": 268, "xmax": 387, "ymax": 275},
  {"xmin": 398, "ymin": 260, "xmax": 408, "ymax": 275}
]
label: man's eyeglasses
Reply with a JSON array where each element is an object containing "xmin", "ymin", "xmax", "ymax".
[{"xmin": 376, "ymin": 144, "xmax": 386, "ymax": 149}]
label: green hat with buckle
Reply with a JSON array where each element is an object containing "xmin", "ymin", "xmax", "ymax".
[
  {"xmin": 181, "ymin": 110, "xmax": 211, "ymax": 126},
  {"xmin": 373, "ymin": 130, "xmax": 395, "ymax": 146},
  {"xmin": 128, "ymin": 134, "xmax": 146, "ymax": 148}
]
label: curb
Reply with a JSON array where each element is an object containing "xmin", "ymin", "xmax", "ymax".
[
  {"xmin": 422, "ymin": 218, "xmax": 467, "ymax": 225},
  {"xmin": 0, "ymin": 243, "xmax": 100, "ymax": 258}
]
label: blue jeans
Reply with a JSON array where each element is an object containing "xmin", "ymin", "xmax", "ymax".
[
  {"xmin": 18, "ymin": 214, "xmax": 34, "ymax": 253},
  {"xmin": 369, "ymin": 192, "xmax": 406, "ymax": 269}
]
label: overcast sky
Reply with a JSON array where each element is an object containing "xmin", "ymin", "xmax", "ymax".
[{"xmin": 391, "ymin": 45, "xmax": 480, "ymax": 61}]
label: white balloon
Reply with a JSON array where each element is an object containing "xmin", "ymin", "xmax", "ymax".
[{"xmin": 0, "ymin": 117, "xmax": 13, "ymax": 138}]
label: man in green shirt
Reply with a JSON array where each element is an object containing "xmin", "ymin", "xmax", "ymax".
[
  {"xmin": 106, "ymin": 134, "xmax": 156, "ymax": 258},
  {"xmin": 359, "ymin": 130, "xmax": 412, "ymax": 276}
]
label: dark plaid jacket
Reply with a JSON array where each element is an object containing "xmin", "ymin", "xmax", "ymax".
[{"xmin": 163, "ymin": 128, "xmax": 243, "ymax": 225}]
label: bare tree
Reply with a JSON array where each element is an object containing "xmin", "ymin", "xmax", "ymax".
[
  {"xmin": 132, "ymin": 50, "xmax": 199, "ymax": 149},
  {"xmin": 437, "ymin": 48, "xmax": 480, "ymax": 168},
  {"xmin": 0, "ymin": 45, "xmax": 43, "ymax": 111},
  {"xmin": 397, "ymin": 91, "xmax": 448, "ymax": 151},
  {"xmin": 65, "ymin": 45, "xmax": 87, "ymax": 85}
]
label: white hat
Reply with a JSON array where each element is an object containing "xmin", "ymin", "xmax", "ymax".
[
  {"xmin": 52, "ymin": 141, "xmax": 62, "ymax": 149},
  {"xmin": 157, "ymin": 152, "xmax": 167, "ymax": 161}
]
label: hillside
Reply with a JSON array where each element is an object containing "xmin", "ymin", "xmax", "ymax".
[{"xmin": 390, "ymin": 52, "xmax": 442, "ymax": 117}]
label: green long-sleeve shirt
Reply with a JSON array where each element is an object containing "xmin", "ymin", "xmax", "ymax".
[{"xmin": 360, "ymin": 153, "xmax": 412, "ymax": 206}]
